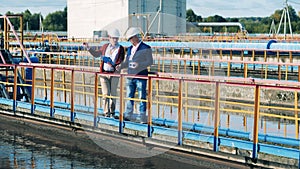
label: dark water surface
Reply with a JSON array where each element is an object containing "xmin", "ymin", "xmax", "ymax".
[
  {"xmin": 0, "ymin": 130, "xmax": 208, "ymax": 169},
  {"xmin": 0, "ymin": 114, "xmax": 247, "ymax": 169}
]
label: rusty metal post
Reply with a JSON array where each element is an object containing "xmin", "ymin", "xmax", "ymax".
[
  {"xmin": 244, "ymin": 63, "xmax": 248, "ymax": 78},
  {"xmin": 147, "ymin": 76, "xmax": 153, "ymax": 137},
  {"xmin": 93, "ymin": 72, "xmax": 98, "ymax": 127},
  {"xmin": 213, "ymin": 82, "xmax": 220, "ymax": 151},
  {"xmin": 13, "ymin": 65, "xmax": 17, "ymax": 113},
  {"xmin": 294, "ymin": 91, "xmax": 299, "ymax": 139},
  {"xmin": 119, "ymin": 74, "xmax": 124, "ymax": 133},
  {"xmin": 178, "ymin": 78, "xmax": 183, "ymax": 145},
  {"xmin": 31, "ymin": 67, "xmax": 36, "ymax": 115},
  {"xmin": 70, "ymin": 69, "xmax": 75, "ymax": 122},
  {"xmin": 252, "ymin": 85, "xmax": 260, "ymax": 159},
  {"xmin": 50, "ymin": 68, "xmax": 55, "ymax": 118}
]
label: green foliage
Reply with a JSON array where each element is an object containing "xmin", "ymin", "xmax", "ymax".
[
  {"xmin": 186, "ymin": 9, "xmax": 202, "ymax": 22},
  {"xmin": 205, "ymin": 15, "xmax": 226, "ymax": 22},
  {"xmin": 43, "ymin": 7, "xmax": 67, "ymax": 31},
  {"xmin": 0, "ymin": 7, "xmax": 67, "ymax": 31},
  {"xmin": 187, "ymin": 6, "xmax": 300, "ymax": 34}
]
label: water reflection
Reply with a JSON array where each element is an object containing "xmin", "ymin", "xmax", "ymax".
[
  {"xmin": 0, "ymin": 129, "xmax": 206, "ymax": 169},
  {"xmin": 0, "ymin": 133, "xmax": 97, "ymax": 169}
]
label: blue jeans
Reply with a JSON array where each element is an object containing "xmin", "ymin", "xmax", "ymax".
[{"xmin": 125, "ymin": 78, "xmax": 147, "ymax": 116}]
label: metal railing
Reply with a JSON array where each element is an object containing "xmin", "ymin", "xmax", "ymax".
[{"xmin": 0, "ymin": 63, "xmax": 299, "ymax": 163}]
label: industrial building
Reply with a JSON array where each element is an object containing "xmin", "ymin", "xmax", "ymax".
[{"xmin": 67, "ymin": 0, "xmax": 186, "ymax": 39}]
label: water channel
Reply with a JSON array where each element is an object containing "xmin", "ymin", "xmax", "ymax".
[{"xmin": 0, "ymin": 114, "xmax": 250, "ymax": 169}]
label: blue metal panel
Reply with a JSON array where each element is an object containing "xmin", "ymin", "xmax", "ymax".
[
  {"xmin": 183, "ymin": 131, "xmax": 214, "ymax": 143},
  {"xmin": 34, "ymin": 104, "xmax": 52, "ymax": 113},
  {"xmin": 1, "ymin": 97, "xmax": 300, "ymax": 161},
  {"xmin": 124, "ymin": 121, "xmax": 148, "ymax": 131},
  {"xmin": 259, "ymin": 143, "xmax": 299, "ymax": 159},
  {"xmin": 220, "ymin": 137, "xmax": 253, "ymax": 150},
  {"xmin": 226, "ymin": 129, "xmax": 250, "ymax": 139},
  {"xmin": 259, "ymin": 134, "xmax": 300, "ymax": 147},
  {"xmin": 98, "ymin": 117, "xmax": 119, "ymax": 127},
  {"xmin": 16, "ymin": 101, "xmax": 32, "ymax": 109},
  {"xmin": 152, "ymin": 125, "xmax": 178, "ymax": 137},
  {"xmin": 0, "ymin": 97, "xmax": 15, "ymax": 105},
  {"xmin": 164, "ymin": 119, "xmax": 178, "ymax": 127},
  {"xmin": 194, "ymin": 124, "xmax": 214, "ymax": 134},
  {"xmin": 152, "ymin": 118, "xmax": 166, "ymax": 125}
]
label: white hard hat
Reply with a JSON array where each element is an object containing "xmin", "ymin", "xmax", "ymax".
[
  {"xmin": 108, "ymin": 28, "xmax": 120, "ymax": 38},
  {"xmin": 125, "ymin": 27, "xmax": 140, "ymax": 40}
]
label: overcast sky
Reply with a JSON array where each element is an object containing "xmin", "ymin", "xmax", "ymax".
[
  {"xmin": 187, "ymin": 0, "xmax": 300, "ymax": 17},
  {"xmin": 0, "ymin": 0, "xmax": 299, "ymax": 18}
]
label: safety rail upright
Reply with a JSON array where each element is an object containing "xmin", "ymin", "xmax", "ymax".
[{"xmin": 0, "ymin": 49, "xmax": 32, "ymax": 102}]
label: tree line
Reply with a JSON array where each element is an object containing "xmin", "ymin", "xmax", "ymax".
[
  {"xmin": 0, "ymin": 7, "xmax": 67, "ymax": 32},
  {"xmin": 186, "ymin": 5, "xmax": 300, "ymax": 34},
  {"xmin": 1, "ymin": 5, "xmax": 300, "ymax": 34}
]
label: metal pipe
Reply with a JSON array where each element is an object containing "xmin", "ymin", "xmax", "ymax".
[
  {"xmin": 94, "ymin": 72, "xmax": 98, "ymax": 127},
  {"xmin": 50, "ymin": 68, "xmax": 55, "ymax": 117},
  {"xmin": 31, "ymin": 67, "xmax": 36, "ymax": 115},
  {"xmin": 213, "ymin": 82, "xmax": 220, "ymax": 151},
  {"xmin": 70, "ymin": 70, "xmax": 75, "ymax": 122},
  {"xmin": 178, "ymin": 78, "xmax": 183, "ymax": 145},
  {"xmin": 252, "ymin": 85, "xmax": 260, "ymax": 159}
]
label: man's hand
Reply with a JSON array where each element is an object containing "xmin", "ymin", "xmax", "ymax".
[
  {"xmin": 83, "ymin": 42, "xmax": 89, "ymax": 49},
  {"xmin": 115, "ymin": 65, "xmax": 121, "ymax": 71},
  {"xmin": 129, "ymin": 62, "xmax": 138, "ymax": 69}
]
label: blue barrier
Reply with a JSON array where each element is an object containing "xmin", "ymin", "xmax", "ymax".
[
  {"xmin": 31, "ymin": 100, "xmax": 300, "ymax": 149},
  {"xmin": 2, "ymin": 97, "xmax": 299, "ymax": 160}
]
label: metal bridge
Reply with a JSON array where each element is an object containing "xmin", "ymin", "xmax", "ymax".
[{"xmin": 1, "ymin": 14, "xmax": 300, "ymax": 168}]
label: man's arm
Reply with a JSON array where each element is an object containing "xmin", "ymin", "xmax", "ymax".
[{"xmin": 88, "ymin": 48, "xmax": 102, "ymax": 58}]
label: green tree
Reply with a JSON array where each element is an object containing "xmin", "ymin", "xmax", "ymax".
[
  {"xmin": 43, "ymin": 7, "xmax": 67, "ymax": 31},
  {"xmin": 31, "ymin": 13, "xmax": 42, "ymax": 31},
  {"xmin": 205, "ymin": 15, "xmax": 227, "ymax": 22},
  {"xmin": 186, "ymin": 9, "xmax": 202, "ymax": 22},
  {"xmin": 228, "ymin": 18, "xmax": 239, "ymax": 22},
  {"xmin": 22, "ymin": 10, "xmax": 32, "ymax": 30}
]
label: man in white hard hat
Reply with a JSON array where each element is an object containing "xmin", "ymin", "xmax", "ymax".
[
  {"xmin": 117, "ymin": 27, "xmax": 153, "ymax": 123},
  {"xmin": 84, "ymin": 28, "xmax": 125, "ymax": 117}
]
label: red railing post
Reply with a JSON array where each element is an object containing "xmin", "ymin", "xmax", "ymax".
[
  {"xmin": 93, "ymin": 72, "xmax": 98, "ymax": 127},
  {"xmin": 178, "ymin": 78, "xmax": 183, "ymax": 145},
  {"xmin": 31, "ymin": 67, "xmax": 36, "ymax": 115},
  {"xmin": 147, "ymin": 76, "xmax": 153, "ymax": 137},
  {"xmin": 252, "ymin": 85, "xmax": 260, "ymax": 159},
  {"xmin": 119, "ymin": 74, "xmax": 124, "ymax": 133},
  {"xmin": 213, "ymin": 82, "xmax": 220, "ymax": 151},
  {"xmin": 70, "ymin": 69, "xmax": 75, "ymax": 122},
  {"xmin": 50, "ymin": 68, "xmax": 55, "ymax": 118}
]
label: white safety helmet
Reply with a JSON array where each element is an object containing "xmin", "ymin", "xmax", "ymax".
[
  {"xmin": 125, "ymin": 27, "xmax": 140, "ymax": 40},
  {"xmin": 108, "ymin": 28, "xmax": 120, "ymax": 38}
]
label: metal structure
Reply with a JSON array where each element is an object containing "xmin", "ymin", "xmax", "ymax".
[
  {"xmin": 277, "ymin": 0, "xmax": 293, "ymax": 39},
  {"xmin": 1, "ymin": 15, "xmax": 300, "ymax": 168},
  {"xmin": 196, "ymin": 22, "xmax": 246, "ymax": 34},
  {"xmin": 0, "ymin": 60, "xmax": 300, "ymax": 168}
]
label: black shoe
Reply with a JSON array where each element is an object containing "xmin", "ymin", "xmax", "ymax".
[
  {"xmin": 110, "ymin": 112, "xmax": 115, "ymax": 117},
  {"xmin": 104, "ymin": 112, "xmax": 111, "ymax": 117},
  {"xmin": 136, "ymin": 115, "xmax": 147, "ymax": 124},
  {"xmin": 123, "ymin": 113, "xmax": 133, "ymax": 121},
  {"xmin": 123, "ymin": 116, "xmax": 131, "ymax": 121}
]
